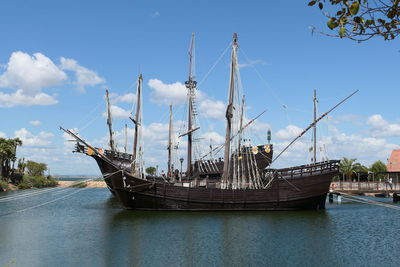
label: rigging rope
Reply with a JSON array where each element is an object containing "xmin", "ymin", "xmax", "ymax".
[{"xmin": 197, "ymin": 41, "xmax": 231, "ymax": 87}]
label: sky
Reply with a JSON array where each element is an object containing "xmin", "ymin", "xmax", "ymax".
[{"xmin": 1, "ymin": 0, "xmax": 399, "ymax": 175}]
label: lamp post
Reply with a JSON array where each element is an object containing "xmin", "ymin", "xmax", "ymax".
[{"xmin": 179, "ymin": 158, "xmax": 184, "ymax": 182}]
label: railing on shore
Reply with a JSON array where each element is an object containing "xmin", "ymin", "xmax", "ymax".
[{"xmin": 333, "ymin": 181, "xmax": 400, "ymax": 192}]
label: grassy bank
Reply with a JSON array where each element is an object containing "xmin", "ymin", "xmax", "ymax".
[
  {"xmin": 0, "ymin": 176, "xmax": 59, "ymax": 191},
  {"xmin": 17, "ymin": 176, "xmax": 58, "ymax": 189}
]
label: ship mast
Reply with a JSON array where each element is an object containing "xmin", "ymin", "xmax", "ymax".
[
  {"xmin": 105, "ymin": 89, "xmax": 115, "ymax": 152},
  {"xmin": 313, "ymin": 89, "xmax": 317, "ymax": 164},
  {"xmin": 185, "ymin": 33, "xmax": 197, "ymax": 177},
  {"xmin": 124, "ymin": 124, "xmax": 128, "ymax": 153},
  {"xmin": 167, "ymin": 104, "xmax": 173, "ymax": 178},
  {"xmin": 238, "ymin": 95, "xmax": 245, "ymax": 155},
  {"xmin": 222, "ymin": 33, "xmax": 239, "ymax": 189},
  {"xmin": 131, "ymin": 73, "xmax": 143, "ymax": 174}
]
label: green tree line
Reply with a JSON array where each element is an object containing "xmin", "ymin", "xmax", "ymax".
[
  {"xmin": 0, "ymin": 137, "xmax": 57, "ymax": 191},
  {"xmin": 338, "ymin": 157, "xmax": 387, "ymax": 181}
]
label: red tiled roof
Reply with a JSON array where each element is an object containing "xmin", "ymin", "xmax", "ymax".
[{"xmin": 388, "ymin": 149, "xmax": 400, "ymax": 172}]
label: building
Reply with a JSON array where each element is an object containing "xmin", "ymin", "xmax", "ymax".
[{"xmin": 387, "ymin": 149, "xmax": 400, "ymax": 183}]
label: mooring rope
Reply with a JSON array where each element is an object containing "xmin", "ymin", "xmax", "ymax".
[
  {"xmin": 0, "ymin": 187, "xmax": 64, "ymax": 202},
  {"xmin": 0, "ymin": 178, "xmax": 99, "ymax": 203},
  {"xmin": 337, "ymin": 191, "xmax": 400, "ymax": 211},
  {"xmin": 0, "ymin": 188, "xmax": 87, "ymax": 217},
  {"xmin": 0, "ymin": 187, "xmax": 73, "ymax": 203}
]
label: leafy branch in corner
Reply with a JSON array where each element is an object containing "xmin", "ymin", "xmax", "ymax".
[{"xmin": 308, "ymin": 0, "xmax": 400, "ymax": 42}]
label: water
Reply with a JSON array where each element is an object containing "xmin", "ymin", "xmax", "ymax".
[{"xmin": 1, "ymin": 188, "xmax": 399, "ymax": 267}]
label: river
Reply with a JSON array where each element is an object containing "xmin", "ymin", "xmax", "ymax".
[{"xmin": 0, "ymin": 188, "xmax": 399, "ymax": 267}]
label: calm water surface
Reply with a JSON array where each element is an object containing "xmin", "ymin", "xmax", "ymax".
[{"xmin": 0, "ymin": 188, "xmax": 399, "ymax": 267}]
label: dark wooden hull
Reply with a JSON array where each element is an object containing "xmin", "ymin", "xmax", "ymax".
[
  {"xmin": 75, "ymin": 143, "xmax": 133, "ymax": 196},
  {"xmin": 91, "ymin": 155, "xmax": 122, "ymax": 196},
  {"xmin": 105, "ymin": 159, "xmax": 339, "ymax": 211}
]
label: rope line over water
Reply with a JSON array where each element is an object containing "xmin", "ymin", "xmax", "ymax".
[
  {"xmin": 0, "ymin": 178, "xmax": 101, "ymax": 216},
  {"xmin": 0, "ymin": 187, "xmax": 71, "ymax": 202},
  {"xmin": 338, "ymin": 191, "xmax": 400, "ymax": 211},
  {"xmin": 0, "ymin": 188, "xmax": 87, "ymax": 217}
]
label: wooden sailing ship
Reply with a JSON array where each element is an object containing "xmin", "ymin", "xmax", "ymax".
[{"xmin": 62, "ymin": 33, "xmax": 358, "ymax": 210}]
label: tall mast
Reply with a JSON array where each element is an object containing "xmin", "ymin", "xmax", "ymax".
[
  {"xmin": 185, "ymin": 33, "xmax": 197, "ymax": 177},
  {"xmin": 168, "ymin": 104, "xmax": 173, "ymax": 178},
  {"xmin": 238, "ymin": 95, "xmax": 245, "ymax": 155},
  {"xmin": 222, "ymin": 33, "xmax": 239, "ymax": 188},
  {"xmin": 124, "ymin": 124, "xmax": 128, "ymax": 153},
  {"xmin": 132, "ymin": 73, "xmax": 143, "ymax": 173},
  {"xmin": 105, "ymin": 89, "xmax": 115, "ymax": 152},
  {"xmin": 313, "ymin": 89, "xmax": 317, "ymax": 164}
]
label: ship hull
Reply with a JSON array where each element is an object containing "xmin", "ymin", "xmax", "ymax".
[{"xmin": 107, "ymin": 160, "xmax": 339, "ymax": 211}]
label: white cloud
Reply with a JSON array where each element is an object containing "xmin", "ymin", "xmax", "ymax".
[
  {"xmin": 102, "ymin": 105, "xmax": 131, "ymax": 119},
  {"xmin": 15, "ymin": 127, "xmax": 99, "ymax": 175},
  {"xmin": 0, "ymin": 131, "xmax": 6, "ymax": 138},
  {"xmin": 201, "ymin": 131, "xmax": 225, "ymax": 145},
  {"xmin": 0, "ymin": 89, "xmax": 58, "ymax": 107},
  {"xmin": 152, "ymin": 11, "xmax": 160, "ymax": 18},
  {"xmin": 60, "ymin": 57, "xmax": 105, "ymax": 93},
  {"xmin": 271, "ymin": 122, "xmax": 399, "ymax": 169},
  {"xmin": 0, "ymin": 51, "xmax": 67, "ymax": 94},
  {"xmin": 244, "ymin": 116, "xmax": 271, "ymax": 136},
  {"xmin": 29, "ymin": 120, "xmax": 41, "ymax": 126},
  {"xmin": 15, "ymin": 128, "xmax": 53, "ymax": 147},
  {"xmin": 367, "ymin": 114, "xmax": 387, "ymax": 128},
  {"xmin": 367, "ymin": 114, "xmax": 400, "ymax": 137},
  {"xmin": 275, "ymin": 125, "xmax": 302, "ymax": 140},
  {"xmin": 149, "ymin": 79, "xmax": 189, "ymax": 105},
  {"xmin": 326, "ymin": 125, "xmax": 398, "ymax": 163},
  {"xmin": 0, "ymin": 51, "xmax": 66, "ymax": 107},
  {"xmin": 109, "ymin": 92, "xmax": 136, "ymax": 104},
  {"xmin": 199, "ymin": 99, "xmax": 225, "ymax": 120}
]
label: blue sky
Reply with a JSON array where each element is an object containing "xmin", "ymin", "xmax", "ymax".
[{"xmin": 1, "ymin": 0, "xmax": 399, "ymax": 175}]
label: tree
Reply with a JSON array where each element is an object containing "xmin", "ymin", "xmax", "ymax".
[
  {"xmin": 145, "ymin": 166, "xmax": 156, "ymax": 176},
  {"xmin": 309, "ymin": 0, "xmax": 400, "ymax": 42},
  {"xmin": 26, "ymin": 160, "xmax": 47, "ymax": 177},
  {"xmin": 370, "ymin": 160, "xmax": 387, "ymax": 180},
  {"xmin": 339, "ymin": 157, "xmax": 358, "ymax": 181},
  {"xmin": 0, "ymin": 138, "xmax": 22, "ymax": 180},
  {"xmin": 354, "ymin": 163, "xmax": 369, "ymax": 180},
  {"xmin": 17, "ymin": 158, "xmax": 26, "ymax": 174}
]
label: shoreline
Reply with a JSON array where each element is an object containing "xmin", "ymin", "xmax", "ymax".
[
  {"xmin": 1, "ymin": 180, "xmax": 107, "ymax": 191},
  {"xmin": 57, "ymin": 180, "xmax": 107, "ymax": 188}
]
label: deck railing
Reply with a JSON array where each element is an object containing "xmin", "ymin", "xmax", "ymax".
[
  {"xmin": 74, "ymin": 143, "xmax": 133, "ymax": 161},
  {"xmin": 264, "ymin": 160, "xmax": 340, "ymax": 179}
]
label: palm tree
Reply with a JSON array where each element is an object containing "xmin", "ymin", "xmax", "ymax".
[
  {"xmin": 0, "ymin": 138, "xmax": 23, "ymax": 180},
  {"xmin": 339, "ymin": 157, "xmax": 358, "ymax": 182},
  {"xmin": 10, "ymin": 138, "xmax": 22, "ymax": 170}
]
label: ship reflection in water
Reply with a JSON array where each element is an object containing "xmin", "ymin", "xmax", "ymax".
[{"xmin": 0, "ymin": 188, "xmax": 399, "ymax": 266}]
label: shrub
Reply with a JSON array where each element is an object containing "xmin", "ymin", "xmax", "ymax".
[
  {"xmin": 0, "ymin": 180, "xmax": 9, "ymax": 191},
  {"xmin": 18, "ymin": 175, "xmax": 58, "ymax": 189},
  {"xmin": 45, "ymin": 176, "xmax": 58, "ymax": 187},
  {"xmin": 11, "ymin": 173, "xmax": 23, "ymax": 184},
  {"xmin": 18, "ymin": 181, "xmax": 32, "ymax": 189}
]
